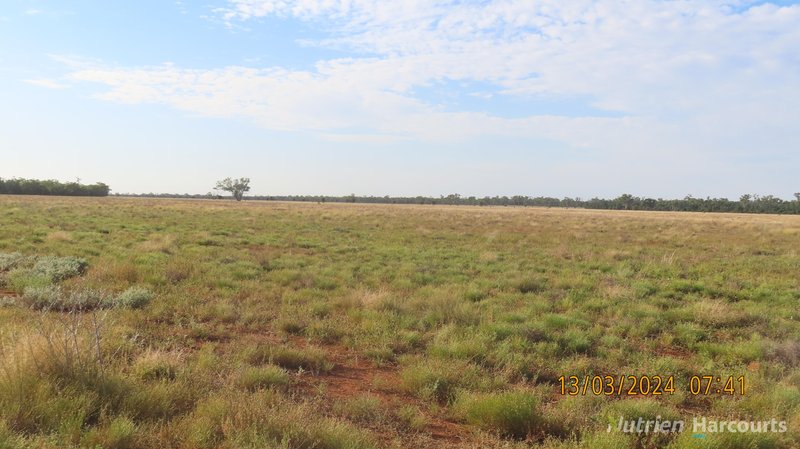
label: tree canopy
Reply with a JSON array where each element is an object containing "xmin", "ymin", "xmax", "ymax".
[
  {"xmin": 215, "ymin": 177, "xmax": 251, "ymax": 201},
  {"xmin": 0, "ymin": 178, "xmax": 110, "ymax": 197}
]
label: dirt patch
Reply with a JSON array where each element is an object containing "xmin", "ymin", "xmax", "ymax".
[
  {"xmin": 301, "ymin": 344, "xmax": 471, "ymax": 444},
  {"xmin": 228, "ymin": 331, "xmax": 473, "ymax": 445},
  {"xmin": 653, "ymin": 345, "xmax": 693, "ymax": 360}
]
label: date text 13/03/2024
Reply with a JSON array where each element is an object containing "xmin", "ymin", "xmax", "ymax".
[{"xmin": 558, "ymin": 375, "xmax": 746, "ymax": 396}]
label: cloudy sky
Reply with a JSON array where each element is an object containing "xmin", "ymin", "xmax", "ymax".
[{"xmin": 1, "ymin": 1, "xmax": 798, "ymax": 198}]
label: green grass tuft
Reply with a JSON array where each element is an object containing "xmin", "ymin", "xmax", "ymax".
[
  {"xmin": 236, "ymin": 365, "xmax": 291, "ymax": 391},
  {"xmin": 453, "ymin": 390, "xmax": 544, "ymax": 439}
]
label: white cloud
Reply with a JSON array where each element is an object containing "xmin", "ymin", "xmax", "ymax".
[
  {"xmin": 23, "ymin": 78, "xmax": 68, "ymax": 89},
  {"xmin": 64, "ymin": 0, "xmax": 800, "ymax": 158}
]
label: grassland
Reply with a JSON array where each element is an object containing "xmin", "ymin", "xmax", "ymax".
[{"xmin": 1, "ymin": 195, "xmax": 799, "ymax": 449}]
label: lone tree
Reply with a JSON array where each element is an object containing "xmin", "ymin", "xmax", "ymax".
[{"xmin": 215, "ymin": 177, "xmax": 251, "ymax": 201}]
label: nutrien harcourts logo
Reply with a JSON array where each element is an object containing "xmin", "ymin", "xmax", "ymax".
[{"xmin": 608, "ymin": 416, "xmax": 787, "ymax": 438}]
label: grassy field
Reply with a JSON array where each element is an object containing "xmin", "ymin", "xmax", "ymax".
[{"xmin": 1, "ymin": 195, "xmax": 799, "ymax": 449}]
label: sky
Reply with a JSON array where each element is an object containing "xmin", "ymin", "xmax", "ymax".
[{"xmin": 1, "ymin": 0, "xmax": 799, "ymax": 198}]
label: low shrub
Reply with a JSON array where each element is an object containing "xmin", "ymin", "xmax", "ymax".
[
  {"xmin": 32, "ymin": 256, "xmax": 88, "ymax": 282},
  {"xmin": 21, "ymin": 286, "xmax": 152, "ymax": 312},
  {"xmin": 22, "ymin": 286, "xmax": 107, "ymax": 311},
  {"xmin": 0, "ymin": 252, "xmax": 28, "ymax": 272},
  {"xmin": 110, "ymin": 287, "xmax": 154, "ymax": 309}
]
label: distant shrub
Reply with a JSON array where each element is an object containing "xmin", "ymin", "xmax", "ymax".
[
  {"xmin": 110, "ymin": 287, "xmax": 154, "ymax": 309},
  {"xmin": 32, "ymin": 256, "xmax": 88, "ymax": 282},
  {"xmin": 453, "ymin": 390, "xmax": 543, "ymax": 439}
]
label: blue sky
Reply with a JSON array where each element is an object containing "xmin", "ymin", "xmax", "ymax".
[{"xmin": 2, "ymin": 0, "xmax": 799, "ymax": 198}]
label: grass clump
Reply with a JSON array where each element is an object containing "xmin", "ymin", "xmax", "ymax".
[
  {"xmin": 667, "ymin": 428, "xmax": 783, "ymax": 449},
  {"xmin": 81, "ymin": 416, "xmax": 137, "ymax": 449},
  {"xmin": 394, "ymin": 405, "xmax": 429, "ymax": 431},
  {"xmin": 453, "ymin": 390, "xmax": 544, "ymax": 439},
  {"xmin": 236, "ymin": 365, "xmax": 291, "ymax": 391},
  {"xmin": 333, "ymin": 394, "xmax": 386, "ymax": 424},
  {"xmin": 400, "ymin": 359, "xmax": 490, "ymax": 404},
  {"xmin": 244, "ymin": 345, "xmax": 333, "ymax": 374},
  {"xmin": 516, "ymin": 277, "xmax": 547, "ymax": 294},
  {"xmin": 0, "ymin": 420, "xmax": 24, "ymax": 447},
  {"xmin": 131, "ymin": 350, "xmax": 182, "ymax": 381},
  {"xmin": 187, "ymin": 391, "xmax": 376, "ymax": 449},
  {"xmin": 270, "ymin": 346, "xmax": 333, "ymax": 374},
  {"xmin": 0, "ymin": 316, "xmax": 129, "ymax": 436}
]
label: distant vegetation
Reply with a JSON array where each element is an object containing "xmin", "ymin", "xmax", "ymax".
[
  {"xmin": 120, "ymin": 191, "xmax": 800, "ymax": 214},
  {"xmin": 214, "ymin": 177, "xmax": 251, "ymax": 201},
  {"xmin": 0, "ymin": 178, "xmax": 110, "ymax": 197},
  {"xmin": 1, "ymin": 196, "xmax": 799, "ymax": 448}
]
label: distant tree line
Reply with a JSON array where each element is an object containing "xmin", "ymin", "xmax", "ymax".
[
  {"xmin": 116, "ymin": 192, "xmax": 800, "ymax": 214},
  {"xmin": 0, "ymin": 178, "xmax": 110, "ymax": 197}
]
